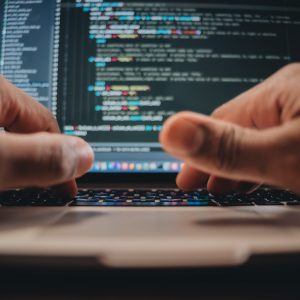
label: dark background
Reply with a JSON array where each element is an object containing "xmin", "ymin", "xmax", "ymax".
[{"xmin": 1, "ymin": 256, "xmax": 300, "ymax": 300}]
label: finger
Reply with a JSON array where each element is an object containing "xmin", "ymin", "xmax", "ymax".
[
  {"xmin": 0, "ymin": 76, "xmax": 59, "ymax": 133},
  {"xmin": 0, "ymin": 76, "xmax": 77, "ymax": 196},
  {"xmin": 52, "ymin": 181, "xmax": 78, "ymax": 198},
  {"xmin": 177, "ymin": 165, "xmax": 253, "ymax": 194},
  {"xmin": 207, "ymin": 176, "xmax": 236, "ymax": 195},
  {"xmin": 210, "ymin": 64, "xmax": 300, "ymax": 128},
  {"xmin": 0, "ymin": 133, "xmax": 94, "ymax": 195},
  {"xmin": 207, "ymin": 176, "xmax": 260, "ymax": 195},
  {"xmin": 176, "ymin": 164, "xmax": 209, "ymax": 191},
  {"xmin": 160, "ymin": 111, "xmax": 297, "ymax": 191},
  {"xmin": 161, "ymin": 64, "xmax": 300, "ymax": 194},
  {"xmin": 210, "ymin": 83, "xmax": 280, "ymax": 129},
  {"xmin": 177, "ymin": 165, "xmax": 260, "ymax": 194},
  {"xmin": 205, "ymin": 67, "xmax": 290, "ymax": 194}
]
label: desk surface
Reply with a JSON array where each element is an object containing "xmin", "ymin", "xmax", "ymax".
[{"xmin": 0, "ymin": 262, "xmax": 300, "ymax": 300}]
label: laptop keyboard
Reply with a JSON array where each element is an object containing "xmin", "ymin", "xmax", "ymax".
[{"xmin": 0, "ymin": 188, "xmax": 300, "ymax": 207}]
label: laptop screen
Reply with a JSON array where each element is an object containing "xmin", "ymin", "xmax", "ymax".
[{"xmin": 1, "ymin": 0, "xmax": 300, "ymax": 174}]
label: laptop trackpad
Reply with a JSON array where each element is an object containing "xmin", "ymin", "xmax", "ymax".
[
  {"xmin": 39, "ymin": 207, "xmax": 300, "ymax": 239},
  {"xmin": 1, "ymin": 207, "xmax": 299, "ymax": 239}
]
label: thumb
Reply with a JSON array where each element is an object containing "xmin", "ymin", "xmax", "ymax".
[
  {"xmin": 160, "ymin": 112, "xmax": 292, "ymax": 188},
  {"xmin": 0, "ymin": 132, "xmax": 94, "ymax": 189}
]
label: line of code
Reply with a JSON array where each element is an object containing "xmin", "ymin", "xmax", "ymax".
[{"xmin": 58, "ymin": 0, "xmax": 300, "ymax": 147}]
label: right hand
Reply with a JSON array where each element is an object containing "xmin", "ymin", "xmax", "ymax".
[
  {"xmin": 160, "ymin": 64, "xmax": 300, "ymax": 195},
  {"xmin": 0, "ymin": 76, "xmax": 94, "ymax": 197}
]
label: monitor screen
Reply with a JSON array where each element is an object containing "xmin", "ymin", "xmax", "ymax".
[{"xmin": 1, "ymin": 0, "xmax": 300, "ymax": 173}]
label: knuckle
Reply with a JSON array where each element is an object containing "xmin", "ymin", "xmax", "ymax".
[
  {"xmin": 44, "ymin": 108, "xmax": 54, "ymax": 119},
  {"xmin": 211, "ymin": 106, "xmax": 225, "ymax": 118},
  {"xmin": 266, "ymin": 63, "xmax": 300, "ymax": 97},
  {"xmin": 215, "ymin": 125, "xmax": 241, "ymax": 172},
  {"xmin": 43, "ymin": 109, "xmax": 58, "ymax": 129},
  {"xmin": 211, "ymin": 102, "xmax": 235, "ymax": 120},
  {"xmin": 281, "ymin": 63, "xmax": 300, "ymax": 76}
]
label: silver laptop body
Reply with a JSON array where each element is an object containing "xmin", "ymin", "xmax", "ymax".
[{"xmin": 0, "ymin": 0, "xmax": 300, "ymax": 268}]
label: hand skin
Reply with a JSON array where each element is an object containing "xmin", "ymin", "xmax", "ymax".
[
  {"xmin": 0, "ymin": 76, "xmax": 94, "ymax": 197},
  {"xmin": 160, "ymin": 63, "xmax": 300, "ymax": 195}
]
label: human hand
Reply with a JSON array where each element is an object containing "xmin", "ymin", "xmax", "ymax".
[
  {"xmin": 0, "ymin": 76, "xmax": 94, "ymax": 197},
  {"xmin": 160, "ymin": 64, "xmax": 300, "ymax": 195}
]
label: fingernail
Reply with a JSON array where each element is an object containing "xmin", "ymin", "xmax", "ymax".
[
  {"xmin": 166, "ymin": 119, "xmax": 204, "ymax": 155},
  {"xmin": 69, "ymin": 139, "xmax": 94, "ymax": 177}
]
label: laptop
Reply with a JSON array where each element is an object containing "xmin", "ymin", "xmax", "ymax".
[{"xmin": 0, "ymin": 0, "xmax": 300, "ymax": 268}]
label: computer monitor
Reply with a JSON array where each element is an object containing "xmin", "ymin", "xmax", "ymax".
[{"xmin": 1, "ymin": 0, "xmax": 300, "ymax": 174}]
